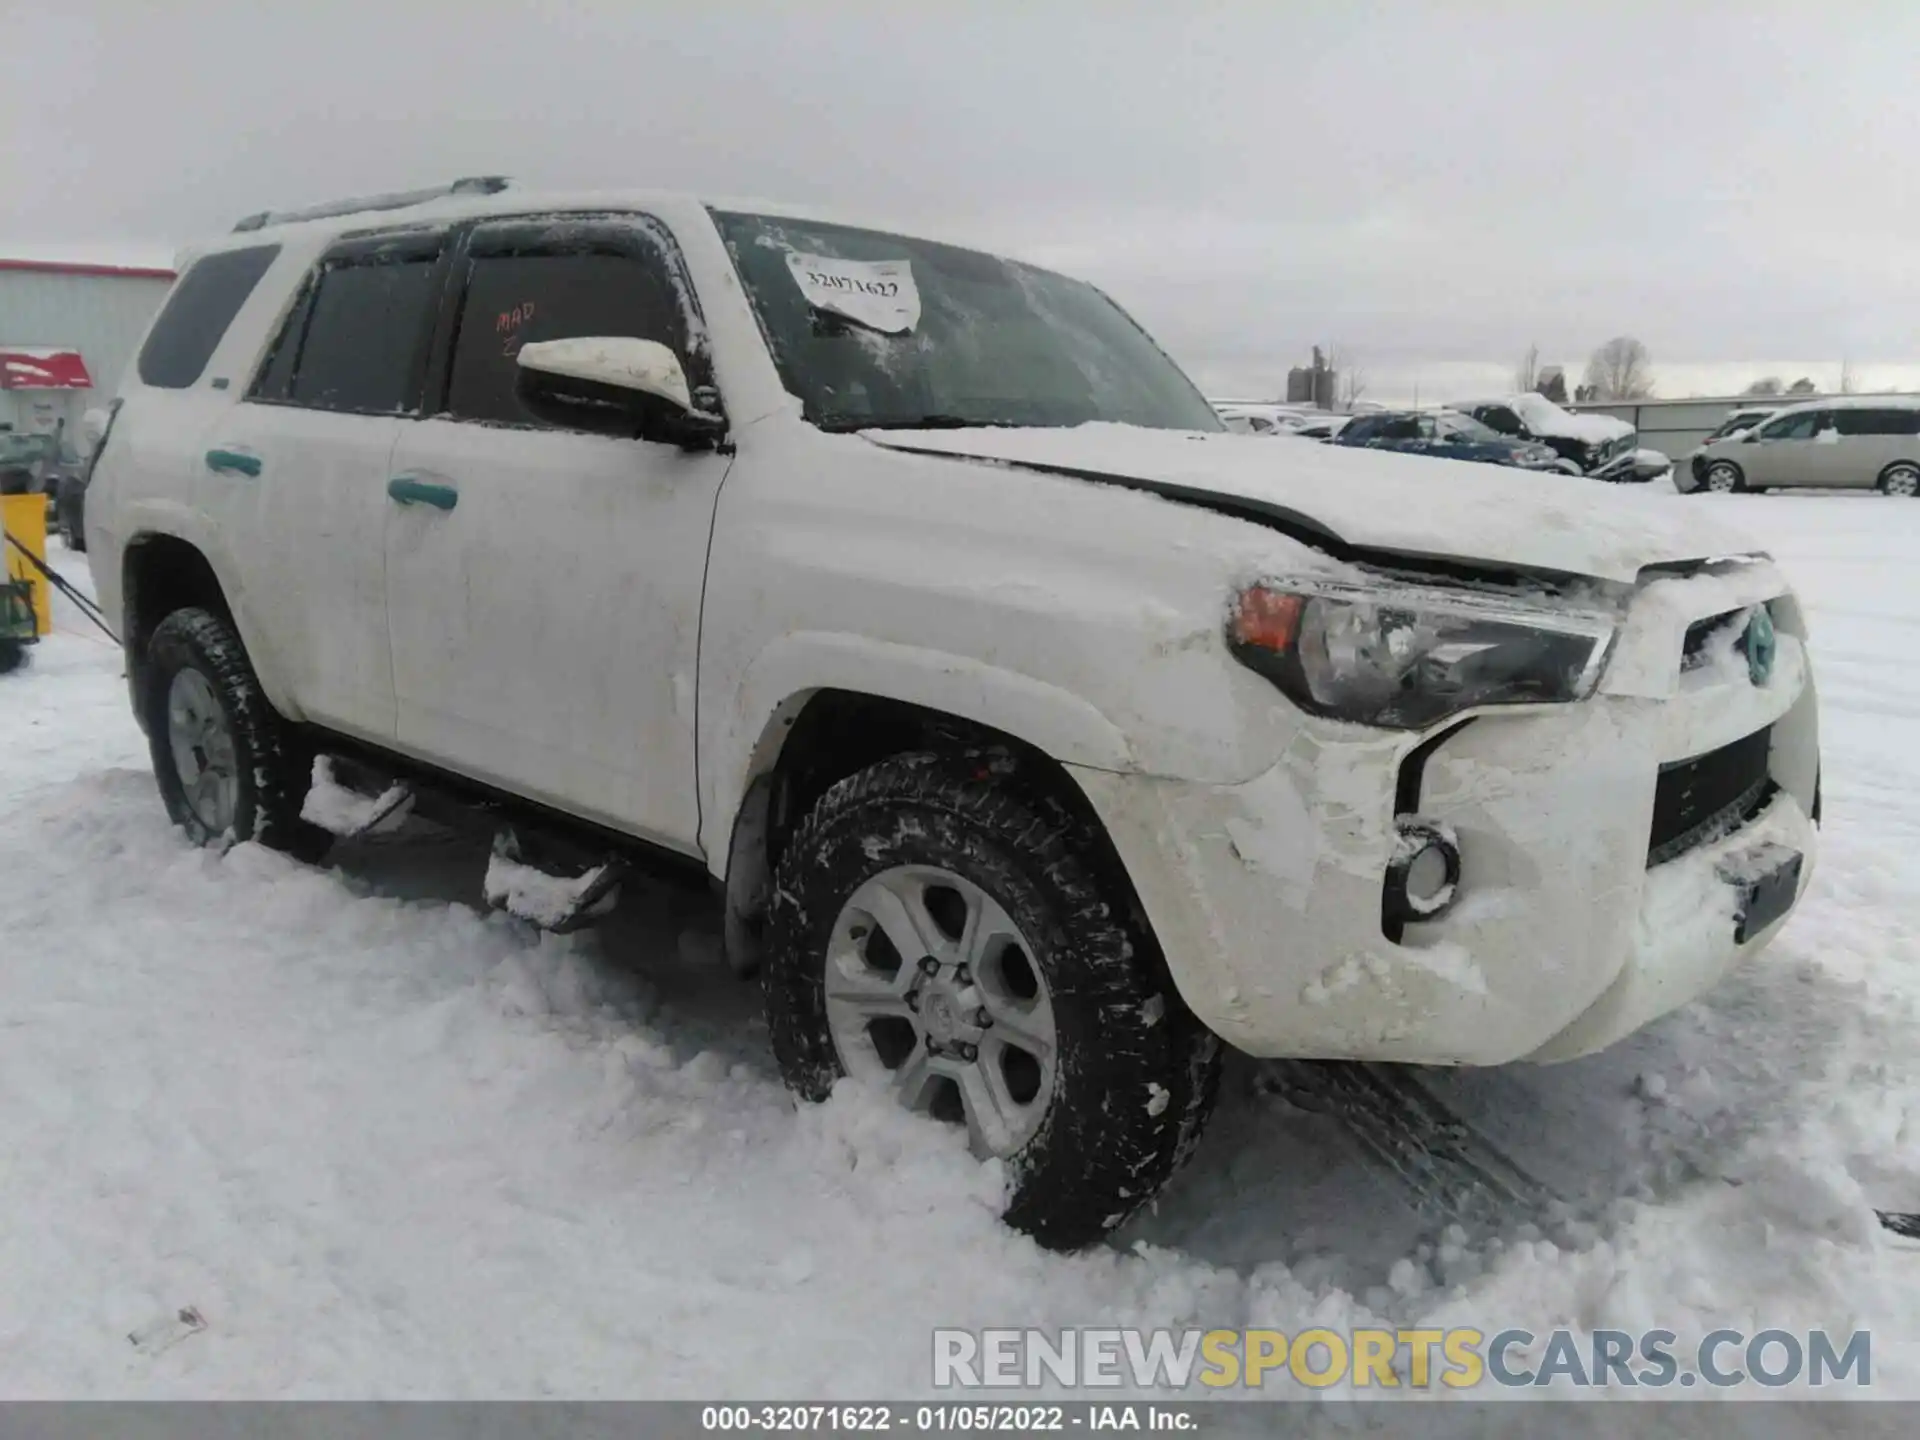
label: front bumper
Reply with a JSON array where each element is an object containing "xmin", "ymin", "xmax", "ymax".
[{"xmin": 1073, "ymin": 562, "xmax": 1818, "ymax": 1066}]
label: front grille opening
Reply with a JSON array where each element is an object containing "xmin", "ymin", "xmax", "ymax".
[{"xmin": 1648, "ymin": 726, "xmax": 1774, "ymax": 867}]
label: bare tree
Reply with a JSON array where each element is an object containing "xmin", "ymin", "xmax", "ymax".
[
  {"xmin": 1323, "ymin": 344, "xmax": 1368, "ymax": 410},
  {"xmin": 1581, "ymin": 336, "xmax": 1655, "ymax": 401},
  {"xmin": 1515, "ymin": 344, "xmax": 1540, "ymax": 394},
  {"xmin": 1742, "ymin": 376, "xmax": 1784, "ymax": 397},
  {"xmin": 1787, "ymin": 376, "xmax": 1817, "ymax": 395},
  {"xmin": 1538, "ymin": 368, "xmax": 1569, "ymax": 404}
]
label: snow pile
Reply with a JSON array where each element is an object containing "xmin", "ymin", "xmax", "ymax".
[{"xmin": 7, "ymin": 513, "xmax": 1920, "ymax": 1404}]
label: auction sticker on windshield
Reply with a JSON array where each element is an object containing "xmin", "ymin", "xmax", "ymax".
[{"xmin": 786, "ymin": 251, "xmax": 920, "ymax": 333}]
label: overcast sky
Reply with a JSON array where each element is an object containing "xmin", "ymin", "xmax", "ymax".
[{"xmin": 5, "ymin": 2, "xmax": 1918, "ymax": 402}]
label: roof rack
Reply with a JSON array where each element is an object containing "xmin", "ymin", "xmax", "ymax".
[{"xmin": 231, "ymin": 176, "xmax": 510, "ymax": 233}]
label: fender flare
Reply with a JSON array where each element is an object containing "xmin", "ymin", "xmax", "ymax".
[{"xmin": 700, "ymin": 630, "xmax": 1137, "ymax": 864}]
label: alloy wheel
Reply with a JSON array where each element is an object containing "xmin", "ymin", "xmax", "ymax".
[
  {"xmin": 166, "ymin": 668, "xmax": 240, "ymax": 834},
  {"xmin": 823, "ymin": 864, "xmax": 1056, "ymax": 1157}
]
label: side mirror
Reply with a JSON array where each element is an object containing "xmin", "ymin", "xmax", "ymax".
[{"xmin": 515, "ymin": 337, "xmax": 725, "ymax": 449}]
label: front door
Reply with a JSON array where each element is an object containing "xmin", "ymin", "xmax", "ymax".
[
  {"xmin": 383, "ymin": 217, "xmax": 730, "ymax": 853},
  {"xmin": 1742, "ymin": 408, "xmax": 1830, "ymax": 488}
]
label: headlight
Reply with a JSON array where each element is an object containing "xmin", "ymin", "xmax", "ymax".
[{"xmin": 1228, "ymin": 577, "xmax": 1618, "ymax": 729}]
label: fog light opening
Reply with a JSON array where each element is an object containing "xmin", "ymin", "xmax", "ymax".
[{"xmin": 1386, "ymin": 818, "xmax": 1461, "ymax": 925}]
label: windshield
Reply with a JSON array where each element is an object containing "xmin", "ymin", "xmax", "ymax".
[{"xmin": 712, "ymin": 210, "xmax": 1223, "ymax": 433}]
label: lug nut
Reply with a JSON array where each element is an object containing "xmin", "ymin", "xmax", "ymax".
[
  {"xmin": 904, "ymin": 989, "xmax": 920, "ymax": 1012},
  {"xmin": 955, "ymin": 1042, "xmax": 978, "ymax": 1062},
  {"xmin": 919, "ymin": 956, "xmax": 941, "ymax": 976},
  {"xmin": 974, "ymin": 1007, "xmax": 993, "ymax": 1028},
  {"xmin": 925, "ymin": 1034, "xmax": 942, "ymax": 1054},
  {"xmin": 954, "ymin": 965, "xmax": 972, "ymax": 986}
]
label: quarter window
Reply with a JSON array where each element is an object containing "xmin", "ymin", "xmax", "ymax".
[
  {"xmin": 443, "ymin": 234, "xmax": 694, "ymax": 428},
  {"xmin": 137, "ymin": 245, "xmax": 280, "ymax": 389}
]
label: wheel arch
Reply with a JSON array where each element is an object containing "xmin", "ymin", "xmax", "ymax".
[
  {"xmin": 120, "ymin": 526, "xmax": 300, "ymax": 729},
  {"xmin": 717, "ymin": 683, "xmax": 1148, "ymax": 980},
  {"xmin": 1877, "ymin": 459, "xmax": 1920, "ymax": 492}
]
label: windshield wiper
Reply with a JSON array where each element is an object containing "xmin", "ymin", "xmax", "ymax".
[{"xmin": 814, "ymin": 414, "xmax": 1036, "ymax": 434}]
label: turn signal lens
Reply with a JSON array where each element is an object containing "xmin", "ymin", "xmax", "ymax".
[{"xmin": 1231, "ymin": 585, "xmax": 1305, "ymax": 652}]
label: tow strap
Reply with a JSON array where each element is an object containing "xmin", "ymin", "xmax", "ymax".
[{"xmin": 3, "ymin": 530, "xmax": 119, "ymax": 644}]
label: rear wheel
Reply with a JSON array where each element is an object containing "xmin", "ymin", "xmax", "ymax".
[
  {"xmin": 765, "ymin": 752, "xmax": 1221, "ymax": 1251},
  {"xmin": 1880, "ymin": 463, "xmax": 1920, "ymax": 497},
  {"xmin": 142, "ymin": 606, "xmax": 329, "ymax": 859},
  {"xmin": 1702, "ymin": 460, "xmax": 1744, "ymax": 493}
]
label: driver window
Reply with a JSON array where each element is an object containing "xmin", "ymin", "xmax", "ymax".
[
  {"xmin": 445, "ymin": 244, "xmax": 689, "ymax": 429},
  {"xmin": 1760, "ymin": 411, "xmax": 1821, "ymax": 441}
]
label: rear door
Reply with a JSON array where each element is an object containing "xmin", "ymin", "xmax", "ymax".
[
  {"xmin": 382, "ymin": 214, "xmax": 730, "ymax": 851},
  {"xmin": 1830, "ymin": 407, "xmax": 1914, "ymax": 488},
  {"xmin": 204, "ymin": 230, "xmax": 448, "ymax": 740}
]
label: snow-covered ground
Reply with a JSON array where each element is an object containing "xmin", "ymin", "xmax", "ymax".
[{"xmin": 4, "ymin": 496, "xmax": 1920, "ymax": 1403}]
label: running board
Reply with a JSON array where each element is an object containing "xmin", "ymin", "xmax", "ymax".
[
  {"xmin": 302, "ymin": 757, "xmax": 416, "ymax": 839},
  {"xmin": 483, "ymin": 829, "xmax": 624, "ymax": 933}
]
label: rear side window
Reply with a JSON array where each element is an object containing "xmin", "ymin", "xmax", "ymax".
[
  {"xmin": 136, "ymin": 245, "xmax": 280, "ymax": 388},
  {"xmin": 442, "ymin": 232, "xmax": 696, "ymax": 428},
  {"xmin": 1834, "ymin": 408, "xmax": 1920, "ymax": 437},
  {"xmin": 258, "ymin": 252, "xmax": 441, "ymax": 415}
]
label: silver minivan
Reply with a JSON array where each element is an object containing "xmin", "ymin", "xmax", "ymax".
[{"xmin": 1685, "ymin": 398, "xmax": 1920, "ymax": 495}]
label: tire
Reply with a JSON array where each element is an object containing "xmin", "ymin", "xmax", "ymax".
[
  {"xmin": 765, "ymin": 751, "xmax": 1221, "ymax": 1251},
  {"xmin": 0, "ymin": 639, "xmax": 28, "ymax": 674},
  {"xmin": 1702, "ymin": 460, "xmax": 1744, "ymax": 494},
  {"xmin": 142, "ymin": 606, "xmax": 330, "ymax": 860},
  {"xmin": 1879, "ymin": 463, "xmax": 1920, "ymax": 498},
  {"xmin": 61, "ymin": 508, "xmax": 85, "ymax": 552}
]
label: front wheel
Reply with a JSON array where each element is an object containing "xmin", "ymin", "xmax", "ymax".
[
  {"xmin": 1880, "ymin": 463, "xmax": 1920, "ymax": 497},
  {"xmin": 765, "ymin": 753, "xmax": 1221, "ymax": 1251},
  {"xmin": 1702, "ymin": 460, "xmax": 1744, "ymax": 493},
  {"xmin": 142, "ymin": 606, "xmax": 329, "ymax": 858}
]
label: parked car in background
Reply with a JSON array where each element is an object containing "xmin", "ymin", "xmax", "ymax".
[
  {"xmin": 1333, "ymin": 408, "xmax": 1564, "ymax": 471},
  {"xmin": 1276, "ymin": 414, "xmax": 1348, "ymax": 441},
  {"xmin": 1683, "ymin": 398, "xmax": 1920, "ymax": 495},
  {"xmin": 0, "ymin": 429, "xmax": 80, "ymax": 519},
  {"xmin": 54, "ymin": 406, "xmax": 116, "ymax": 551},
  {"xmin": 1452, "ymin": 393, "xmax": 1642, "ymax": 478},
  {"xmin": 1212, "ymin": 403, "xmax": 1349, "ymax": 441}
]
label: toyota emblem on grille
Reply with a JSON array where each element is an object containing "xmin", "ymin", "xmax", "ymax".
[{"xmin": 1743, "ymin": 607, "xmax": 1777, "ymax": 686}]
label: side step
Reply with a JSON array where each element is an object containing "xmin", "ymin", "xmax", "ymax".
[
  {"xmin": 302, "ymin": 757, "xmax": 416, "ymax": 839},
  {"xmin": 483, "ymin": 829, "xmax": 625, "ymax": 933}
]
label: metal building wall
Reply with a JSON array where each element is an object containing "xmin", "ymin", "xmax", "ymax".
[{"xmin": 0, "ymin": 267, "xmax": 173, "ymax": 439}]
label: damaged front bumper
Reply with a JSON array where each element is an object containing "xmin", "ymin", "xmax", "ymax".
[{"xmin": 1072, "ymin": 561, "xmax": 1819, "ymax": 1067}]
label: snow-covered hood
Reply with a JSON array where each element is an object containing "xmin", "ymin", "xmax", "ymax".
[
  {"xmin": 1497, "ymin": 394, "xmax": 1634, "ymax": 445},
  {"xmin": 861, "ymin": 423, "xmax": 1753, "ymax": 584}
]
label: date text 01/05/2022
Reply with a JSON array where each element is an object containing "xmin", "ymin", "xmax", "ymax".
[{"xmin": 699, "ymin": 1403, "xmax": 1196, "ymax": 1432}]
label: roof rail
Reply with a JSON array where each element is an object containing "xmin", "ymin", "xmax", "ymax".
[{"xmin": 231, "ymin": 176, "xmax": 509, "ymax": 233}]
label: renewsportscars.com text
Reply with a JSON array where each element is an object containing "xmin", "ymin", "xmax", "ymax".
[{"xmin": 932, "ymin": 1326, "xmax": 1871, "ymax": 1391}]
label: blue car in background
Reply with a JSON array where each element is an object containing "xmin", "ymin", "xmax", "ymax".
[{"xmin": 1332, "ymin": 409, "xmax": 1566, "ymax": 472}]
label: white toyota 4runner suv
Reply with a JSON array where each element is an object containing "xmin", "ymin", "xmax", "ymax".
[{"xmin": 87, "ymin": 179, "xmax": 1819, "ymax": 1249}]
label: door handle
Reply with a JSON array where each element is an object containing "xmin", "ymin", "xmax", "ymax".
[
  {"xmin": 205, "ymin": 448, "xmax": 262, "ymax": 477},
  {"xmin": 387, "ymin": 475, "xmax": 459, "ymax": 511}
]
